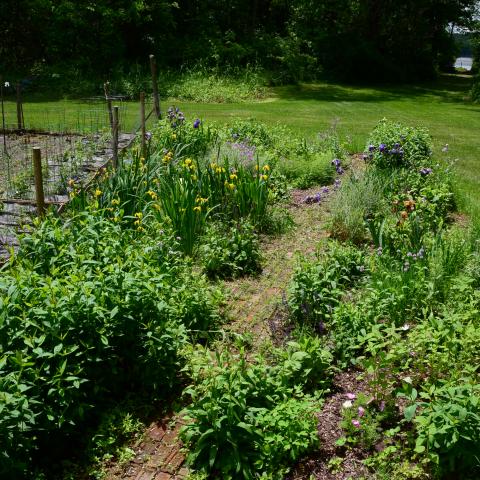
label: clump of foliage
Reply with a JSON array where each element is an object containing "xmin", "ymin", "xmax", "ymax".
[
  {"xmin": 278, "ymin": 150, "xmax": 336, "ymax": 189},
  {"xmin": 180, "ymin": 336, "xmax": 333, "ymax": 478},
  {"xmin": 288, "ymin": 119, "xmax": 480, "ymax": 478},
  {"xmin": 364, "ymin": 119, "xmax": 432, "ymax": 169},
  {"xmin": 288, "ymin": 241, "xmax": 367, "ymax": 328},
  {"xmin": 0, "ymin": 210, "xmax": 222, "ymax": 475},
  {"xmin": 200, "ymin": 220, "xmax": 262, "ymax": 279},
  {"xmin": 329, "ymin": 170, "xmax": 387, "ymax": 244}
]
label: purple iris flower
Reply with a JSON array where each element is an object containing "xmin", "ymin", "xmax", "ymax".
[
  {"xmin": 368, "ymin": 144, "xmax": 375, "ymax": 152},
  {"xmin": 193, "ymin": 118, "xmax": 201, "ymax": 129},
  {"xmin": 379, "ymin": 143, "xmax": 386, "ymax": 153},
  {"xmin": 332, "ymin": 158, "xmax": 341, "ymax": 167}
]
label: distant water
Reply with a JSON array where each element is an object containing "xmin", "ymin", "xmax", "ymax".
[{"xmin": 454, "ymin": 57, "xmax": 472, "ymax": 70}]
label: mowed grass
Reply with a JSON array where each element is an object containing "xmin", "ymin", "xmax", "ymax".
[{"xmin": 3, "ymin": 74, "xmax": 479, "ymax": 214}]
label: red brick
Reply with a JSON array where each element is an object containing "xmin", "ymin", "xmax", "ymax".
[
  {"xmin": 134, "ymin": 469, "xmax": 157, "ymax": 480},
  {"xmin": 155, "ymin": 473, "xmax": 172, "ymax": 480},
  {"xmin": 164, "ymin": 450, "xmax": 185, "ymax": 473}
]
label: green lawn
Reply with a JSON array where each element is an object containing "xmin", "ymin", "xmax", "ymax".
[{"xmin": 3, "ymin": 74, "xmax": 479, "ymax": 214}]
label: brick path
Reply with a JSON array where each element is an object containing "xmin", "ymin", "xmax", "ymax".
[
  {"xmin": 106, "ymin": 187, "xmax": 334, "ymax": 479},
  {"xmin": 105, "ymin": 415, "xmax": 188, "ymax": 480}
]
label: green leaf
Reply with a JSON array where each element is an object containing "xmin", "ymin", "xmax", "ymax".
[{"xmin": 404, "ymin": 404, "xmax": 418, "ymax": 421}]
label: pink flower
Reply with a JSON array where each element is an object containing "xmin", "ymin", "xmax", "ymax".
[
  {"xmin": 358, "ymin": 406, "xmax": 365, "ymax": 417},
  {"xmin": 351, "ymin": 419, "xmax": 361, "ymax": 428},
  {"xmin": 346, "ymin": 393, "xmax": 356, "ymax": 400}
]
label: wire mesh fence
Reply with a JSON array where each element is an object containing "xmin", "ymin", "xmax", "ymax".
[{"xmin": 0, "ymin": 89, "xmax": 156, "ymax": 261}]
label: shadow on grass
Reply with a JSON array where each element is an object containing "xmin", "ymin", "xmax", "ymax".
[{"xmin": 272, "ymin": 74, "xmax": 474, "ymax": 105}]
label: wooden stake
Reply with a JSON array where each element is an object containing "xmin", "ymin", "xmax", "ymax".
[
  {"xmin": 33, "ymin": 147, "xmax": 45, "ymax": 217},
  {"xmin": 0, "ymin": 76, "xmax": 6, "ymax": 153},
  {"xmin": 104, "ymin": 81, "xmax": 114, "ymax": 130},
  {"xmin": 149, "ymin": 54, "xmax": 161, "ymax": 119},
  {"xmin": 112, "ymin": 106, "xmax": 119, "ymax": 169},
  {"xmin": 16, "ymin": 83, "xmax": 23, "ymax": 130},
  {"xmin": 140, "ymin": 92, "xmax": 146, "ymax": 156}
]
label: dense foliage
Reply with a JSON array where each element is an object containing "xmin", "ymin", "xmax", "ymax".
[
  {"xmin": 1, "ymin": 110, "xmax": 478, "ymax": 479},
  {"xmin": 0, "ymin": 212, "xmax": 221, "ymax": 475},
  {"xmin": 1, "ymin": 0, "xmax": 477, "ymax": 87},
  {"xmin": 287, "ymin": 119, "xmax": 480, "ymax": 478},
  {"xmin": 180, "ymin": 338, "xmax": 332, "ymax": 479},
  {"xmin": 0, "ymin": 113, "xmax": 343, "ymax": 476}
]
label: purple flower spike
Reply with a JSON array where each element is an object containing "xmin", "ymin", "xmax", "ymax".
[
  {"xmin": 193, "ymin": 118, "xmax": 201, "ymax": 129},
  {"xmin": 379, "ymin": 143, "xmax": 386, "ymax": 153}
]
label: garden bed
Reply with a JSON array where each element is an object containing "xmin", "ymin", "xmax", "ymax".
[
  {"xmin": 0, "ymin": 131, "xmax": 135, "ymax": 261},
  {"xmin": 0, "ymin": 114, "xmax": 478, "ymax": 480}
]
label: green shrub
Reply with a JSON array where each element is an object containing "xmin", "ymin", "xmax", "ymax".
[
  {"xmin": 0, "ymin": 211, "xmax": 222, "ymax": 475},
  {"xmin": 288, "ymin": 242, "xmax": 367, "ymax": 328},
  {"xmin": 278, "ymin": 336, "xmax": 334, "ymax": 391},
  {"xmin": 278, "ymin": 150, "xmax": 336, "ymax": 189},
  {"xmin": 200, "ymin": 220, "xmax": 262, "ymax": 279},
  {"xmin": 404, "ymin": 381, "xmax": 480, "ymax": 475},
  {"xmin": 180, "ymin": 342, "xmax": 327, "ymax": 479},
  {"xmin": 365, "ymin": 119, "xmax": 432, "ymax": 169}
]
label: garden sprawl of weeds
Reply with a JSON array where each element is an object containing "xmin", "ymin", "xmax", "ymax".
[{"xmin": 0, "ymin": 112, "xmax": 478, "ymax": 479}]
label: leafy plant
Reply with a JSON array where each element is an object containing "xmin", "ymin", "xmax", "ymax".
[
  {"xmin": 180, "ymin": 344, "xmax": 324, "ymax": 479},
  {"xmin": 278, "ymin": 150, "xmax": 336, "ymax": 189},
  {"xmin": 288, "ymin": 241, "xmax": 367, "ymax": 327},
  {"xmin": 0, "ymin": 210, "xmax": 222, "ymax": 475},
  {"xmin": 402, "ymin": 380, "xmax": 480, "ymax": 475},
  {"xmin": 365, "ymin": 119, "xmax": 432, "ymax": 169},
  {"xmin": 200, "ymin": 220, "xmax": 262, "ymax": 279}
]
